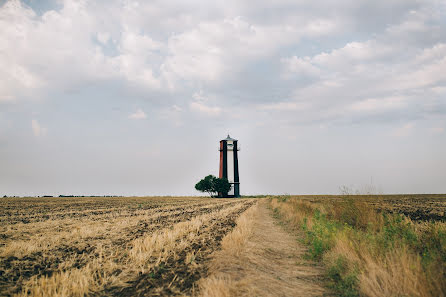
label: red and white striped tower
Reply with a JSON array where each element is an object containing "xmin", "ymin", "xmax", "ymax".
[{"xmin": 219, "ymin": 135, "xmax": 240, "ymax": 197}]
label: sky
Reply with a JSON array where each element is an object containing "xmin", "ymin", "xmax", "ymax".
[{"xmin": 1, "ymin": 0, "xmax": 445, "ymax": 196}]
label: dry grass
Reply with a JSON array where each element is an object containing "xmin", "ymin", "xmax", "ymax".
[
  {"xmin": 2, "ymin": 199, "xmax": 234, "ymax": 259},
  {"xmin": 199, "ymin": 203, "xmax": 258, "ymax": 297},
  {"xmin": 4, "ymin": 195, "xmax": 443, "ymax": 296},
  {"xmin": 0, "ymin": 196, "xmax": 255, "ymax": 296},
  {"xmin": 270, "ymin": 196, "xmax": 446, "ymax": 297},
  {"xmin": 199, "ymin": 200, "xmax": 328, "ymax": 297},
  {"xmin": 20, "ymin": 203, "xmax": 248, "ymax": 297},
  {"xmin": 270, "ymin": 197, "xmax": 315, "ymax": 227}
]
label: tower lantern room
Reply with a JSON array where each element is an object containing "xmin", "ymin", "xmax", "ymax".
[{"xmin": 219, "ymin": 134, "xmax": 240, "ymax": 197}]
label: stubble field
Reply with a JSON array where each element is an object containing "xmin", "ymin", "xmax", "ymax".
[
  {"xmin": 1, "ymin": 194, "xmax": 445, "ymax": 297},
  {"xmin": 0, "ymin": 196, "xmax": 255, "ymax": 296},
  {"xmin": 281, "ymin": 194, "xmax": 446, "ymax": 221}
]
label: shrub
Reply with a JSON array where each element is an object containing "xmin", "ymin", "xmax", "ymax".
[
  {"xmin": 195, "ymin": 175, "xmax": 231, "ymax": 197},
  {"xmin": 328, "ymin": 256, "xmax": 359, "ymax": 297},
  {"xmin": 305, "ymin": 210, "xmax": 339, "ymax": 260},
  {"xmin": 329, "ymin": 197, "xmax": 381, "ymax": 231}
]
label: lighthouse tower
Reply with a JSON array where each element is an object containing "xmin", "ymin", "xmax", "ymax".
[{"xmin": 219, "ymin": 135, "xmax": 240, "ymax": 197}]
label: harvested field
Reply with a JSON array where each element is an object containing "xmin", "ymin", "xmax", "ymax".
[
  {"xmin": 282, "ymin": 194, "xmax": 446, "ymax": 221},
  {"xmin": 1, "ymin": 194, "xmax": 445, "ymax": 297},
  {"xmin": 362, "ymin": 194, "xmax": 446, "ymax": 221},
  {"xmin": 0, "ymin": 196, "xmax": 255, "ymax": 296}
]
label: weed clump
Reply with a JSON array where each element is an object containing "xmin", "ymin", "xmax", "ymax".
[{"xmin": 327, "ymin": 256, "xmax": 359, "ymax": 297}]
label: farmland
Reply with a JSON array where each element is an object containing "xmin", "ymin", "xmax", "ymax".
[
  {"xmin": 270, "ymin": 194, "xmax": 446, "ymax": 297},
  {"xmin": 0, "ymin": 194, "xmax": 445, "ymax": 297},
  {"xmin": 0, "ymin": 197, "xmax": 254, "ymax": 296},
  {"xmin": 273, "ymin": 194, "xmax": 446, "ymax": 222}
]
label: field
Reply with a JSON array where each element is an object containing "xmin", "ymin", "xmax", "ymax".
[
  {"xmin": 278, "ymin": 194, "xmax": 446, "ymax": 221},
  {"xmin": 0, "ymin": 197, "xmax": 254, "ymax": 296},
  {"xmin": 1, "ymin": 194, "xmax": 445, "ymax": 297},
  {"xmin": 270, "ymin": 194, "xmax": 446, "ymax": 297}
]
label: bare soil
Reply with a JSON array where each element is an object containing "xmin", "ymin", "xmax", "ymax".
[
  {"xmin": 111, "ymin": 202, "xmax": 253, "ymax": 297},
  {"xmin": 0, "ymin": 197, "xmax": 255, "ymax": 296},
  {"xmin": 2, "ymin": 195, "xmax": 443, "ymax": 296},
  {"xmin": 203, "ymin": 200, "xmax": 332, "ymax": 296}
]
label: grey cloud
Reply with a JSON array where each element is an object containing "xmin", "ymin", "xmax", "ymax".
[{"xmin": 1, "ymin": 0, "xmax": 445, "ymax": 195}]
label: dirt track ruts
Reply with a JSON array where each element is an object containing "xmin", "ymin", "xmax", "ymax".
[{"xmin": 202, "ymin": 200, "xmax": 332, "ymax": 296}]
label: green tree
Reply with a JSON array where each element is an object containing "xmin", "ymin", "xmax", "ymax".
[
  {"xmin": 214, "ymin": 177, "xmax": 231, "ymax": 197},
  {"xmin": 195, "ymin": 175, "xmax": 215, "ymax": 197},
  {"xmin": 195, "ymin": 175, "xmax": 231, "ymax": 197}
]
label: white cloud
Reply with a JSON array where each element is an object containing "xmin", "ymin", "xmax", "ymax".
[
  {"xmin": 2, "ymin": 0, "xmax": 446, "ymax": 196},
  {"xmin": 96, "ymin": 32, "xmax": 110, "ymax": 44},
  {"xmin": 278, "ymin": 7, "xmax": 446, "ymax": 124},
  {"xmin": 0, "ymin": 0, "xmax": 115, "ymax": 99},
  {"xmin": 31, "ymin": 119, "xmax": 47, "ymax": 137},
  {"xmin": 304, "ymin": 19, "xmax": 338, "ymax": 36},
  {"xmin": 394, "ymin": 44, "xmax": 446, "ymax": 90},
  {"xmin": 161, "ymin": 16, "xmax": 300, "ymax": 86},
  {"xmin": 281, "ymin": 56, "xmax": 320, "ymax": 78},
  {"xmin": 111, "ymin": 30, "xmax": 164, "ymax": 88},
  {"xmin": 1, "ymin": 0, "xmax": 444, "ymax": 126},
  {"xmin": 190, "ymin": 101, "xmax": 221, "ymax": 116},
  {"xmin": 159, "ymin": 105, "xmax": 183, "ymax": 126},
  {"xmin": 0, "ymin": 0, "xmax": 167, "ymax": 100},
  {"xmin": 311, "ymin": 40, "xmax": 397, "ymax": 70},
  {"xmin": 430, "ymin": 126, "xmax": 445, "ymax": 134},
  {"xmin": 189, "ymin": 91, "xmax": 222, "ymax": 116},
  {"xmin": 257, "ymin": 101, "xmax": 307, "ymax": 111},
  {"xmin": 119, "ymin": 31, "xmax": 164, "ymax": 55},
  {"xmin": 0, "ymin": 95, "xmax": 14, "ymax": 101},
  {"xmin": 129, "ymin": 109, "xmax": 147, "ymax": 119},
  {"xmin": 349, "ymin": 96, "xmax": 408, "ymax": 112},
  {"xmin": 392, "ymin": 123, "xmax": 415, "ymax": 137},
  {"xmin": 172, "ymin": 105, "xmax": 182, "ymax": 112}
]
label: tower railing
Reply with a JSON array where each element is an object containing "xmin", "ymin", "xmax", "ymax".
[{"xmin": 218, "ymin": 145, "xmax": 241, "ymax": 151}]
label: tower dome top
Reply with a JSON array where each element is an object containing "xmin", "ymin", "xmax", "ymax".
[{"xmin": 222, "ymin": 134, "xmax": 237, "ymax": 141}]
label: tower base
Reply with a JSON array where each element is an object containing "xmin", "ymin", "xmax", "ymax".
[
  {"xmin": 217, "ymin": 183, "xmax": 240, "ymax": 198},
  {"xmin": 233, "ymin": 183, "xmax": 240, "ymax": 198}
]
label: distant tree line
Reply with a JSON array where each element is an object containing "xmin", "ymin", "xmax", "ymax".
[
  {"xmin": 1, "ymin": 195, "xmax": 123, "ymax": 198},
  {"xmin": 58, "ymin": 195, "xmax": 123, "ymax": 197}
]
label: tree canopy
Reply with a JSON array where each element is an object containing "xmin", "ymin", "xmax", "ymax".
[{"xmin": 195, "ymin": 175, "xmax": 231, "ymax": 197}]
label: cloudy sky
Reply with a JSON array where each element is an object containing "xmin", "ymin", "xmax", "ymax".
[{"xmin": 1, "ymin": 0, "xmax": 445, "ymax": 196}]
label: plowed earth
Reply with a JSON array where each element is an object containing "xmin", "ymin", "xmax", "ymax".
[
  {"xmin": 0, "ymin": 197, "xmax": 255, "ymax": 296},
  {"xmin": 285, "ymin": 194, "xmax": 446, "ymax": 221}
]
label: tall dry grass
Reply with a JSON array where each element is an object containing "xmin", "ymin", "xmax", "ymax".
[
  {"xmin": 1, "ymin": 200, "xmax": 237, "ymax": 259},
  {"xmin": 1, "ymin": 197, "xmax": 249, "ymax": 297},
  {"xmin": 199, "ymin": 203, "xmax": 259, "ymax": 297},
  {"xmin": 270, "ymin": 196, "xmax": 446, "ymax": 297},
  {"xmin": 17, "ymin": 202, "xmax": 249, "ymax": 297}
]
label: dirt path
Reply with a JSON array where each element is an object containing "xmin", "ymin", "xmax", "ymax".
[{"xmin": 200, "ymin": 200, "xmax": 332, "ymax": 297}]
